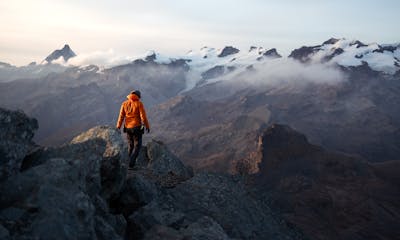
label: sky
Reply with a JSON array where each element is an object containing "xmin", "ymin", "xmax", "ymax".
[{"xmin": 1, "ymin": 0, "xmax": 399, "ymax": 66}]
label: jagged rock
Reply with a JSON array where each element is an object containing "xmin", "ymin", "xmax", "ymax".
[
  {"xmin": 289, "ymin": 45, "xmax": 321, "ymax": 63},
  {"xmin": 0, "ymin": 107, "xmax": 38, "ymax": 181},
  {"xmin": 253, "ymin": 124, "xmax": 400, "ymax": 240},
  {"xmin": 95, "ymin": 216, "xmax": 123, "ymax": 240},
  {"xmin": 0, "ymin": 158, "xmax": 98, "ymax": 239},
  {"xmin": 117, "ymin": 173, "xmax": 159, "ymax": 216},
  {"xmin": 145, "ymin": 140, "xmax": 194, "ymax": 180},
  {"xmin": 262, "ymin": 48, "xmax": 282, "ymax": 58},
  {"xmin": 128, "ymin": 200, "xmax": 186, "ymax": 238},
  {"xmin": 92, "ymin": 195, "xmax": 127, "ymax": 236},
  {"xmin": 373, "ymin": 45, "xmax": 397, "ymax": 53},
  {"xmin": 181, "ymin": 216, "xmax": 231, "ymax": 240},
  {"xmin": 129, "ymin": 172, "xmax": 301, "ymax": 240},
  {"xmin": 323, "ymin": 47, "xmax": 344, "ymax": 62},
  {"xmin": 0, "ymin": 116, "xmax": 126, "ymax": 239},
  {"xmin": 218, "ymin": 46, "xmax": 240, "ymax": 57},
  {"xmin": 142, "ymin": 217, "xmax": 231, "ymax": 240},
  {"xmin": 201, "ymin": 65, "xmax": 225, "ymax": 80},
  {"xmin": 0, "ymin": 152, "xmax": 125, "ymax": 239},
  {"xmin": 0, "ymin": 224, "xmax": 9, "ymax": 239},
  {"xmin": 143, "ymin": 225, "xmax": 184, "ymax": 240},
  {"xmin": 350, "ymin": 40, "xmax": 367, "ymax": 48},
  {"xmin": 71, "ymin": 126, "xmax": 128, "ymax": 201},
  {"xmin": 322, "ymin": 38, "xmax": 340, "ymax": 45}
]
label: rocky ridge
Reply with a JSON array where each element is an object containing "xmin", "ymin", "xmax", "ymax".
[
  {"xmin": 250, "ymin": 124, "xmax": 400, "ymax": 240},
  {"xmin": 0, "ymin": 108, "xmax": 303, "ymax": 240}
]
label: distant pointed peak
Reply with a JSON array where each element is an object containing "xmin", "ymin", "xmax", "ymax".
[
  {"xmin": 45, "ymin": 44, "xmax": 76, "ymax": 63},
  {"xmin": 62, "ymin": 44, "xmax": 71, "ymax": 50}
]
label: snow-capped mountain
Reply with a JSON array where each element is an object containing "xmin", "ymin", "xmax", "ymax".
[
  {"xmin": 120, "ymin": 38, "xmax": 399, "ymax": 90},
  {"xmin": 132, "ymin": 46, "xmax": 283, "ymax": 90},
  {"xmin": 1, "ymin": 38, "xmax": 400, "ymax": 169},
  {"xmin": 289, "ymin": 38, "xmax": 400, "ymax": 74}
]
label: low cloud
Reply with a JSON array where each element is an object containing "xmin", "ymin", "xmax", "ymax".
[
  {"xmin": 246, "ymin": 58, "xmax": 346, "ymax": 86},
  {"xmin": 67, "ymin": 49, "xmax": 135, "ymax": 67},
  {"xmin": 208, "ymin": 58, "xmax": 347, "ymax": 92}
]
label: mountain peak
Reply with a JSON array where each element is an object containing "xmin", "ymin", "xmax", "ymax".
[
  {"xmin": 218, "ymin": 46, "xmax": 240, "ymax": 57},
  {"xmin": 44, "ymin": 44, "xmax": 76, "ymax": 63},
  {"xmin": 261, "ymin": 48, "xmax": 282, "ymax": 58},
  {"xmin": 62, "ymin": 44, "xmax": 71, "ymax": 51},
  {"xmin": 322, "ymin": 38, "xmax": 341, "ymax": 45}
]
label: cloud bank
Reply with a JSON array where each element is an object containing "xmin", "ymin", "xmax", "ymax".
[
  {"xmin": 216, "ymin": 58, "xmax": 347, "ymax": 89},
  {"xmin": 67, "ymin": 49, "xmax": 136, "ymax": 67}
]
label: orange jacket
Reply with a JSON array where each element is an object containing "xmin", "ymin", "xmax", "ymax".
[{"xmin": 116, "ymin": 93, "xmax": 150, "ymax": 129}]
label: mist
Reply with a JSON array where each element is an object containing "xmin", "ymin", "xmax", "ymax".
[
  {"xmin": 185, "ymin": 58, "xmax": 348, "ymax": 101},
  {"xmin": 233, "ymin": 58, "xmax": 345, "ymax": 87},
  {"xmin": 67, "ymin": 49, "xmax": 136, "ymax": 67}
]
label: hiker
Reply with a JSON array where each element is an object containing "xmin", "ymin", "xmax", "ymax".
[{"xmin": 116, "ymin": 90, "xmax": 150, "ymax": 169}]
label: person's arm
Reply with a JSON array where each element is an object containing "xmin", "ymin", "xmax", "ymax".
[
  {"xmin": 139, "ymin": 102, "xmax": 150, "ymax": 131},
  {"xmin": 116, "ymin": 103, "xmax": 125, "ymax": 129}
]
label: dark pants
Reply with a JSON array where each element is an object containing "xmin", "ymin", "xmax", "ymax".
[{"xmin": 126, "ymin": 126, "xmax": 143, "ymax": 167}]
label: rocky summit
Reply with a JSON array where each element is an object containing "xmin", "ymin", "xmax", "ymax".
[
  {"xmin": 1, "ymin": 108, "xmax": 399, "ymax": 240},
  {"xmin": 0, "ymin": 108, "xmax": 305, "ymax": 240}
]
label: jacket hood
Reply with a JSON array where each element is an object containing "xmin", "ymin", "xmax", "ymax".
[{"xmin": 127, "ymin": 93, "xmax": 139, "ymax": 101}]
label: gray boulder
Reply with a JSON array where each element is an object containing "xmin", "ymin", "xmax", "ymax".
[
  {"xmin": 129, "ymin": 200, "xmax": 186, "ymax": 237},
  {"xmin": 143, "ymin": 219, "xmax": 231, "ymax": 240},
  {"xmin": 181, "ymin": 216, "xmax": 231, "ymax": 240},
  {"xmin": 143, "ymin": 225, "xmax": 184, "ymax": 240},
  {"xmin": 71, "ymin": 126, "xmax": 128, "ymax": 201},
  {"xmin": 117, "ymin": 173, "xmax": 159, "ymax": 216},
  {"xmin": 0, "ymin": 107, "xmax": 38, "ymax": 181},
  {"xmin": 145, "ymin": 140, "xmax": 193, "ymax": 180},
  {"xmin": 0, "ymin": 118, "xmax": 127, "ymax": 239},
  {"xmin": 0, "ymin": 224, "xmax": 9, "ymax": 239},
  {"xmin": 130, "ymin": 172, "xmax": 302, "ymax": 240},
  {"xmin": 0, "ymin": 158, "xmax": 98, "ymax": 239},
  {"xmin": 0, "ymin": 153, "xmax": 125, "ymax": 239}
]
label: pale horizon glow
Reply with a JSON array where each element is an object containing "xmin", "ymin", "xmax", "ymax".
[{"xmin": 1, "ymin": 0, "xmax": 399, "ymax": 66}]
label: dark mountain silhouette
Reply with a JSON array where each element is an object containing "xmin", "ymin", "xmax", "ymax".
[{"xmin": 44, "ymin": 44, "xmax": 76, "ymax": 63}]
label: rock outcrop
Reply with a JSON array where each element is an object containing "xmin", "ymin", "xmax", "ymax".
[
  {"xmin": 71, "ymin": 126, "xmax": 128, "ymax": 201},
  {"xmin": 0, "ymin": 109, "xmax": 304, "ymax": 240},
  {"xmin": 252, "ymin": 124, "xmax": 400, "ymax": 240},
  {"xmin": 0, "ymin": 123, "xmax": 127, "ymax": 239},
  {"xmin": 125, "ymin": 171, "xmax": 303, "ymax": 239},
  {"xmin": 0, "ymin": 108, "xmax": 38, "ymax": 181},
  {"xmin": 218, "ymin": 46, "xmax": 240, "ymax": 57},
  {"xmin": 9, "ymin": 109, "xmax": 398, "ymax": 240}
]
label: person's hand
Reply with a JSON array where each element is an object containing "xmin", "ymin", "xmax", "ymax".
[{"xmin": 146, "ymin": 127, "xmax": 150, "ymax": 133}]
